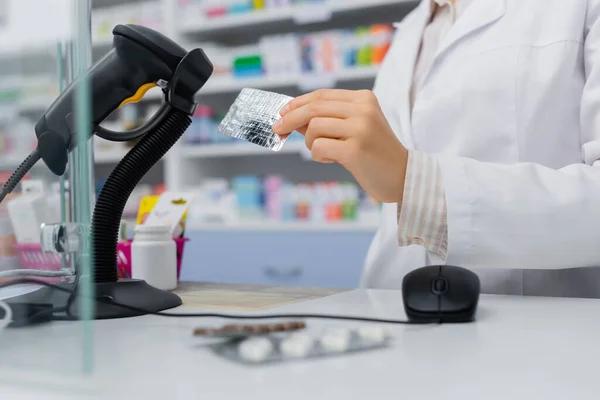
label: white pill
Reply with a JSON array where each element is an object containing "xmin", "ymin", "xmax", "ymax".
[
  {"xmin": 357, "ymin": 326, "xmax": 387, "ymax": 344},
  {"xmin": 238, "ymin": 337, "xmax": 273, "ymax": 363},
  {"xmin": 280, "ymin": 334, "xmax": 314, "ymax": 358},
  {"xmin": 320, "ymin": 328, "xmax": 351, "ymax": 353}
]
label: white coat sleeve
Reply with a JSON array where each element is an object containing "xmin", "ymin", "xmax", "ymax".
[{"xmin": 437, "ymin": 7, "xmax": 600, "ymax": 270}]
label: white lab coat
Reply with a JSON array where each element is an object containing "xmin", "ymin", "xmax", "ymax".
[{"xmin": 362, "ymin": 0, "xmax": 600, "ymax": 296}]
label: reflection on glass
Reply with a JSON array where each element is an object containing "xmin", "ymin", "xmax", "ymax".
[
  {"xmin": 0, "ymin": 0, "xmax": 95, "ymax": 384},
  {"xmin": 72, "ymin": 0, "xmax": 95, "ymax": 374}
]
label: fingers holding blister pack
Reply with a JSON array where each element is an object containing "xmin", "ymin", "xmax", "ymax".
[{"xmin": 218, "ymin": 88, "xmax": 293, "ymax": 151}]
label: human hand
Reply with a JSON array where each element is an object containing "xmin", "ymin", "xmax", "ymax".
[{"xmin": 272, "ymin": 89, "xmax": 409, "ymax": 203}]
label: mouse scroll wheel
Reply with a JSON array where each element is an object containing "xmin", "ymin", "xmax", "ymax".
[{"xmin": 431, "ymin": 277, "xmax": 448, "ymax": 295}]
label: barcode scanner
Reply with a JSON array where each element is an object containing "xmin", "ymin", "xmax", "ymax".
[{"xmin": 1, "ymin": 25, "xmax": 214, "ymax": 319}]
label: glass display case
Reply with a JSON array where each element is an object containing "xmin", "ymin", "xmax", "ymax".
[{"xmin": 0, "ymin": 0, "xmax": 96, "ymax": 392}]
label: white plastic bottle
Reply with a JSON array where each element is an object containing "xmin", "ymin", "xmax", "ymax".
[{"xmin": 131, "ymin": 225, "xmax": 177, "ymax": 291}]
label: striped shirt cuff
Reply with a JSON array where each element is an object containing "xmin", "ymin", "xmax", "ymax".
[{"xmin": 397, "ymin": 150, "xmax": 448, "ymax": 258}]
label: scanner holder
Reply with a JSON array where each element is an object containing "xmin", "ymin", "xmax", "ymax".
[{"xmin": 8, "ymin": 25, "xmax": 213, "ymax": 320}]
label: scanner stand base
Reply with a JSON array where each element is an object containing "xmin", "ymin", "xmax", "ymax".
[{"xmin": 6, "ymin": 279, "xmax": 182, "ymax": 320}]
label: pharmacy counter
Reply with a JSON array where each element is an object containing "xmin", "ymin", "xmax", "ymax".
[{"xmin": 1, "ymin": 282, "xmax": 599, "ymax": 399}]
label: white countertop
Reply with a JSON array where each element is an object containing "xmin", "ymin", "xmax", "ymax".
[{"xmin": 1, "ymin": 288, "xmax": 599, "ymax": 400}]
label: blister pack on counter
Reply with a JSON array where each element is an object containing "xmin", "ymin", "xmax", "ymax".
[
  {"xmin": 209, "ymin": 326, "xmax": 391, "ymax": 365},
  {"xmin": 194, "ymin": 321, "xmax": 306, "ymax": 340},
  {"xmin": 218, "ymin": 88, "xmax": 292, "ymax": 151}
]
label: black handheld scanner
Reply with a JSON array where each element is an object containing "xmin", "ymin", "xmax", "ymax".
[{"xmin": 35, "ymin": 24, "xmax": 213, "ymax": 176}]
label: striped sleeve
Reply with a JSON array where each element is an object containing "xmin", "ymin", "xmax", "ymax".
[{"xmin": 397, "ymin": 150, "xmax": 448, "ymax": 258}]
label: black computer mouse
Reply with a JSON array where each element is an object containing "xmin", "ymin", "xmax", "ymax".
[{"xmin": 402, "ymin": 265, "xmax": 480, "ymax": 323}]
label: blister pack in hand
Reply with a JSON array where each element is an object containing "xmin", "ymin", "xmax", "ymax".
[{"xmin": 218, "ymin": 88, "xmax": 292, "ymax": 151}]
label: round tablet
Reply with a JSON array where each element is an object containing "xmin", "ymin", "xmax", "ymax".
[
  {"xmin": 357, "ymin": 326, "xmax": 387, "ymax": 344},
  {"xmin": 238, "ymin": 337, "xmax": 274, "ymax": 363},
  {"xmin": 320, "ymin": 328, "xmax": 351, "ymax": 353},
  {"xmin": 280, "ymin": 334, "xmax": 314, "ymax": 358}
]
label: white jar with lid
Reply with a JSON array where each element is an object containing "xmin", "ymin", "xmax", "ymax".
[{"xmin": 131, "ymin": 225, "xmax": 177, "ymax": 291}]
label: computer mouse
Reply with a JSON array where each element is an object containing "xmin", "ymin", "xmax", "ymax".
[{"xmin": 402, "ymin": 265, "xmax": 480, "ymax": 323}]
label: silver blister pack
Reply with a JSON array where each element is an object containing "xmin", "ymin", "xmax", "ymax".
[
  {"xmin": 208, "ymin": 327, "xmax": 392, "ymax": 365},
  {"xmin": 218, "ymin": 88, "xmax": 293, "ymax": 151}
]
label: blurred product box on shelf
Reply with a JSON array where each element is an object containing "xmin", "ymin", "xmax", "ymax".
[
  {"xmin": 0, "ymin": 116, "xmax": 38, "ymax": 161},
  {"xmin": 132, "ymin": 193, "xmax": 192, "ymax": 238},
  {"xmin": 229, "ymin": 44, "xmax": 262, "ymax": 78},
  {"xmin": 259, "ymin": 34, "xmax": 301, "ymax": 77},
  {"xmin": 136, "ymin": 195, "xmax": 161, "ymax": 226},
  {"xmin": 0, "ymin": 193, "xmax": 19, "ymax": 272},
  {"xmin": 0, "ymin": 77, "xmax": 22, "ymax": 109},
  {"xmin": 177, "ymin": 0, "xmax": 205, "ymax": 19},
  {"xmin": 234, "ymin": 54, "xmax": 263, "ymax": 78},
  {"xmin": 229, "ymin": 0, "xmax": 254, "ymax": 15},
  {"xmin": 185, "ymin": 105, "xmax": 223, "ymax": 144},
  {"xmin": 6, "ymin": 180, "xmax": 61, "ymax": 244},
  {"xmin": 0, "ymin": 75, "xmax": 58, "ymax": 112},
  {"xmin": 232, "ymin": 175, "xmax": 264, "ymax": 220},
  {"xmin": 185, "ymin": 104, "xmax": 240, "ymax": 145},
  {"xmin": 19, "ymin": 76, "xmax": 59, "ymax": 105},
  {"xmin": 142, "ymin": 192, "xmax": 193, "ymax": 239},
  {"xmin": 196, "ymin": 43, "xmax": 234, "ymax": 77},
  {"xmin": 92, "ymin": 1, "xmax": 164, "ymax": 44},
  {"xmin": 184, "ymin": 175, "xmax": 380, "ymax": 226},
  {"xmin": 186, "ymin": 179, "xmax": 237, "ymax": 224}
]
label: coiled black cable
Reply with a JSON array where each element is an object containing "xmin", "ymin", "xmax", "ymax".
[
  {"xmin": 0, "ymin": 148, "xmax": 41, "ymax": 205},
  {"xmin": 91, "ymin": 107, "xmax": 191, "ymax": 282}
]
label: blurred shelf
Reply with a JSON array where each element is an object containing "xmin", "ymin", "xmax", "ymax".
[
  {"xmin": 180, "ymin": 0, "xmax": 415, "ymax": 34},
  {"xmin": 12, "ymin": 67, "xmax": 379, "ymax": 113},
  {"xmin": 17, "ymin": 97, "xmax": 55, "ymax": 113},
  {"xmin": 93, "ymin": 37, "xmax": 113, "ymax": 48},
  {"xmin": 0, "ymin": 155, "xmax": 27, "ymax": 170},
  {"xmin": 0, "ymin": 153, "xmax": 47, "ymax": 171},
  {"xmin": 94, "ymin": 148, "xmax": 166, "ymax": 164},
  {"xmin": 94, "ymin": 148, "xmax": 130, "ymax": 164},
  {"xmin": 1, "ymin": 149, "xmax": 141, "ymax": 169},
  {"xmin": 187, "ymin": 221, "xmax": 379, "ymax": 232},
  {"xmin": 181, "ymin": 141, "xmax": 306, "ymax": 159},
  {"xmin": 200, "ymin": 66, "xmax": 379, "ymax": 95},
  {"xmin": 0, "ymin": 37, "xmax": 114, "ymax": 59}
]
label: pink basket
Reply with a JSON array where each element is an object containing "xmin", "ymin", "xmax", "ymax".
[
  {"xmin": 117, "ymin": 238, "xmax": 188, "ymax": 280},
  {"xmin": 13, "ymin": 243, "xmax": 65, "ymax": 282}
]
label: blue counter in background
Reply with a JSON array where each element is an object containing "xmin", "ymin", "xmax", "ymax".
[{"xmin": 178, "ymin": 230, "xmax": 376, "ymax": 288}]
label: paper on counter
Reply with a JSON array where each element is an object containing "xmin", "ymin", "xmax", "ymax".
[{"xmin": 174, "ymin": 282, "xmax": 343, "ymax": 312}]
